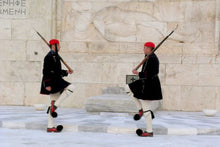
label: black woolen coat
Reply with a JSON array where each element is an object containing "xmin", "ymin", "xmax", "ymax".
[
  {"xmin": 129, "ymin": 53, "xmax": 162, "ymax": 100},
  {"xmin": 40, "ymin": 50, "xmax": 70, "ymax": 95}
]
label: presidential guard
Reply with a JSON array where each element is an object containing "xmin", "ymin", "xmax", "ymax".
[
  {"xmin": 129, "ymin": 42, "xmax": 163, "ymax": 137},
  {"xmin": 40, "ymin": 39, "xmax": 75, "ymax": 132}
]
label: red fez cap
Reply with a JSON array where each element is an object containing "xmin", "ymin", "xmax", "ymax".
[
  {"xmin": 144, "ymin": 42, "xmax": 155, "ymax": 48},
  {"xmin": 49, "ymin": 39, "xmax": 59, "ymax": 45}
]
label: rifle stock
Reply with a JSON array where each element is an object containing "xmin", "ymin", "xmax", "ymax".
[{"xmin": 134, "ymin": 24, "xmax": 178, "ymax": 70}]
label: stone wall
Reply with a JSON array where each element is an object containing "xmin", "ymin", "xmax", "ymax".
[
  {"xmin": 0, "ymin": 0, "xmax": 54, "ymax": 106},
  {"xmin": 0, "ymin": 0, "xmax": 219, "ymax": 111}
]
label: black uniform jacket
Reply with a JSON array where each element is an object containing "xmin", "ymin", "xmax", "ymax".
[
  {"xmin": 40, "ymin": 50, "xmax": 70, "ymax": 95},
  {"xmin": 129, "ymin": 53, "xmax": 162, "ymax": 100}
]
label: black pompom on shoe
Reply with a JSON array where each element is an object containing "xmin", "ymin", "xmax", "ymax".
[
  {"xmin": 136, "ymin": 129, "xmax": 143, "ymax": 136},
  {"xmin": 133, "ymin": 109, "xmax": 143, "ymax": 121},
  {"xmin": 56, "ymin": 125, "xmax": 63, "ymax": 132},
  {"xmin": 51, "ymin": 112, "xmax": 57, "ymax": 118},
  {"xmin": 134, "ymin": 114, "xmax": 141, "ymax": 120}
]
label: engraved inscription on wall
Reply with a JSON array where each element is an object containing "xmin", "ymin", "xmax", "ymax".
[{"xmin": 0, "ymin": 0, "xmax": 28, "ymax": 18}]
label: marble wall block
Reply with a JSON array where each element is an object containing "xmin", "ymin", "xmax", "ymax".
[
  {"xmin": 216, "ymin": 55, "xmax": 220, "ymax": 64},
  {"xmin": 183, "ymin": 0, "xmax": 216, "ymax": 22},
  {"xmin": 24, "ymin": 82, "xmax": 49, "ymax": 106},
  {"xmin": 158, "ymin": 64, "xmax": 166, "ymax": 85},
  {"xmin": 101, "ymin": 63, "xmax": 134, "ymax": 84},
  {"xmin": 166, "ymin": 64, "xmax": 199, "ymax": 86},
  {"xmin": 0, "ymin": 40, "xmax": 26, "ymax": 61},
  {"xmin": 181, "ymin": 86, "xmax": 216, "ymax": 111},
  {"xmin": 117, "ymin": 1, "xmax": 154, "ymax": 15},
  {"xmin": 199, "ymin": 64, "xmax": 220, "ymax": 86},
  {"xmin": 158, "ymin": 55, "xmax": 182, "ymax": 64},
  {"xmin": 27, "ymin": 40, "xmax": 48, "ymax": 62},
  {"xmin": 182, "ymin": 56, "xmax": 216, "ymax": 64},
  {"xmin": 216, "ymin": 87, "xmax": 220, "ymax": 111},
  {"xmin": 61, "ymin": 41, "xmax": 89, "ymax": 53},
  {"xmin": 67, "ymin": 62, "xmax": 103, "ymax": 83},
  {"xmin": 0, "ymin": 61, "xmax": 41, "ymax": 82},
  {"xmin": 162, "ymin": 86, "xmax": 181, "ymax": 111},
  {"xmin": 0, "ymin": 82, "xmax": 24, "ymax": 105},
  {"xmin": 60, "ymin": 53, "xmax": 143, "ymax": 64},
  {"xmin": 154, "ymin": 0, "xmax": 185, "ymax": 22},
  {"xmin": 29, "ymin": 0, "xmax": 52, "ymax": 20},
  {"xmin": 0, "ymin": 20, "xmax": 11, "ymax": 40},
  {"xmin": 183, "ymin": 43, "xmax": 216, "ymax": 55},
  {"xmin": 12, "ymin": 19, "xmax": 51, "ymax": 40},
  {"xmin": 156, "ymin": 43, "xmax": 183, "ymax": 56}
]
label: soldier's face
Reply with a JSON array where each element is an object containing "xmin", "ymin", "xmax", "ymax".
[
  {"xmin": 144, "ymin": 46, "xmax": 152, "ymax": 55},
  {"xmin": 52, "ymin": 44, "xmax": 60, "ymax": 52}
]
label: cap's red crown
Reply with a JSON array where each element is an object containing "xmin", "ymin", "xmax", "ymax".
[
  {"xmin": 49, "ymin": 39, "xmax": 59, "ymax": 45},
  {"xmin": 144, "ymin": 42, "xmax": 155, "ymax": 48}
]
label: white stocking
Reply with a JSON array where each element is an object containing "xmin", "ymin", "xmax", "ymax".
[
  {"xmin": 48, "ymin": 92, "xmax": 60, "ymax": 128},
  {"xmin": 55, "ymin": 84, "xmax": 75, "ymax": 106},
  {"xmin": 131, "ymin": 97, "xmax": 142, "ymax": 110},
  {"xmin": 141, "ymin": 100, "xmax": 153, "ymax": 133}
]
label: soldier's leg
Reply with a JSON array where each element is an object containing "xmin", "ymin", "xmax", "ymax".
[
  {"xmin": 48, "ymin": 92, "xmax": 60, "ymax": 129},
  {"xmin": 141, "ymin": 100, "xmax": 154, "ymax": 134},
  {"xmin": 132, "ymin": 97, "xmax": 144, "ymax": 120},
  {"xmin": 131, "ymin": 97, "xmax": 142, "ymax": 110},
  {"xmin": 55, "ymin": 84, "xmax": 75, "ymax": 106}
]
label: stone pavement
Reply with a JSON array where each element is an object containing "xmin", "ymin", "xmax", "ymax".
[
  {"xmin": 0, "ymin": 106, "xmax": 220, "ymax": 135},
  {"xmin": 1, "ymin": 128, "xmax": 220, "ymax": 147}
]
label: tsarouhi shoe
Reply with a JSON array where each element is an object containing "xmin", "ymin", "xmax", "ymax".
[
  {"xmin": 47, "ymin": 125, "xmax": 63, "ymax": 133},
  {"xmin": 136, "ymin": 129, "xmax": 153, "ymax": 137},
  {"xmin": 141, "ymin": 131, "xmax": 153, "ymax": 137},
  {"xmin": 133, "ymin": 109, "xmax": 143, "ymax": 120}
]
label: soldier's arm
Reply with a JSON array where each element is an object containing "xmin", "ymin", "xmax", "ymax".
[
  {"xmin": 146, "ymin": 56, "xmax": 159, "ymax": 79},
  {"xmin": 42, "ymin": 55, "xmax": 54, "ymax": 87},
  {"xmin": 61, "ymin": 70, "xmax": 68, "ymax": 77}
]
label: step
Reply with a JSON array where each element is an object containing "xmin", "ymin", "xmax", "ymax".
[{"xmin": 85, "ymin": 94, "xmax": 161, "ymax": 113}]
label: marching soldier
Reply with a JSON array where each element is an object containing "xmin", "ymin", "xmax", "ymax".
[
  {"xmin": 129, "ymin": 42, "xmax": 162, "ymax": 137},
  {"xmin": 40, "ymin": 39, "xmax": 75, "ymax": 132}
]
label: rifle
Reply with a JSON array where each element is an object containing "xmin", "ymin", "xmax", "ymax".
[
  {"xmin": 34, "ymin": 28, "xmax": 73, "ymax": 72},
  {"xmin": 134, "ymin": 24, "xmax": 178, "ymax": 70}
]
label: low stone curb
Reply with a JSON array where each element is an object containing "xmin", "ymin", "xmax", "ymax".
[
  {"xmin": 1, "ymin": 120, "xmax": 220, "ymax": 135},
  {"xmin": 1, "ymin": 106, "xmax": 220, "ymax": 136}
]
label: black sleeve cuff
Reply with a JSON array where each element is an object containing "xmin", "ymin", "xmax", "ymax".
[{"xmin": 61, "ymin": 70, "xmax": 68, "ymax": 77}]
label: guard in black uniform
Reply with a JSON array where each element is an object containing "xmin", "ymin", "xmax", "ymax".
[
  {"xmin": 129, "ymin": 42, "xmax": 162, "ymax": 137},
  {"xmin": 40, "ymin": 39, "xmax": 75, "ymax": 132}
]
